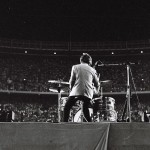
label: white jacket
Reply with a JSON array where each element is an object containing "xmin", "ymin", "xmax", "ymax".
[{"xmin": 69, "ymin": 63, "xmax": 100, "ymax": 99}]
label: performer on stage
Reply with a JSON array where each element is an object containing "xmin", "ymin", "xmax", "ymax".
[{"xmin": 63, "ymin": 53, "xmax": 100, "ymax": 122}]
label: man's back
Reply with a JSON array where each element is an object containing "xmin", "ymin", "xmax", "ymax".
[{"xmin": 69, "ymin": 63, "xmax": 99, "ymax": 99}]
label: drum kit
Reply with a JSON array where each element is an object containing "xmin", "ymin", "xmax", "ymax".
[{"xmin": 48, "ymin": 79, "xmax": 117, "ymax": 122}]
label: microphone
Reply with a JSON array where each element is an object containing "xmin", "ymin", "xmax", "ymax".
[
  {"xmin": 94, "ymin": 60, "xmax": 104, "ymax": 67},
  {"xmin": 97, "ymin": 62, "xmax": 137, "ymax": 67},
  {"xmin": 97, "ymin": 63, "xmax": 122, "ymax": 66},
  {"xmin": 94, "ymin": 60, "xmax": 138, "ymax": 67}
]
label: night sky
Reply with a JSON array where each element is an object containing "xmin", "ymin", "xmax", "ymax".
[{"xmin": 0, "ymin": 0, "xmax": 150, "ymax": 42}]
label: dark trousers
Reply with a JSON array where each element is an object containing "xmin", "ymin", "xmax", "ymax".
[{"xmin": 63, "ymin": 95, "xmax": 92, "ymax": 122}]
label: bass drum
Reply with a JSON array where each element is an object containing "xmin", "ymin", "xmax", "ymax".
[
  {"xmin": 107, "ymin": 110, "xmax": 117, "ymax": 121},
  {"xmin": 73, "ymin": 108, "xmax": 93, "ymax": 122},
  {"xmin": 93, "ymin": 97, "xmax": 115, "ymax": 113},
  {"xmin": 92, "ymin": 97, "xmax": 117, "ymax": 122},
  {"xmin": 94, "ymin": 110, "xmax": 117, "ymax": 122}
]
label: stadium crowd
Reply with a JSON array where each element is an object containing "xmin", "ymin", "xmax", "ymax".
[
  {"xmin": 0, "ymin": 54, "xmax": 150, "ymax": 122},
  {"xmin": 0, "ymin": 99, "xmax": 150, "ymax": 123},
  {"xmin": 0, "ymin": 55, "xmax": 150, "ymax": 92}
]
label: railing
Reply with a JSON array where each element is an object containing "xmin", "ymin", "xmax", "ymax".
[{"xmin": 0, "ymin": 38, "xmax": 150, "ymax": 51}]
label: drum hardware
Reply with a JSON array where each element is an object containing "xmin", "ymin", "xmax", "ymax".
[
  {"xmin": 92, "ymin": 96, "xmax": 117, "ymax": 122},
  {"xmin": 76, "ymin": 101, "xmax": 87, "ymax": 122},
  {"xmin": 69, "ymin": 97, "xmax": 89, "ymax": 123},
  {"xmin": 74, "ymin": 108, "xmax": 93, "ymax": 122},
  {"xmin": 49, "ymin": 88, "xmax": 65, "ymax": 93},
  {"xmin": 48, "ymin": 79, "xmax": 69, "ymax": 122},
  {"xmin": 60, "ymin": 96, "xmax": 117, "ymax": 122},
  {"xmin": 100, "ymin": 80, "xmax": 111, "ymax": 84},
  {"xmin": 97, "ymin": 62, "xmax": 134, "ymax": 122},
  {"xmin": 48, "ymin": 80, "xmax": 69, "ymax": 85},
  {"xmin": 72, "ymin": 96, "xmax": 117, "ymax": 122},
  {"xmin": 59, "ymin": 97, "xmax": 83, "ymax": 122},
  {"xmin": 48, "ymin": 79, "xmax": 117, "ymax": 122}
]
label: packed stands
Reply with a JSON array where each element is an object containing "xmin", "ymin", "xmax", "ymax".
[
  {"xmin": 0, "ymin": 54, "xmax": 150, "ymax": 92},
  {"xmin": 0, "ymin": 38, "xmax": 150, "ymax": 122}
]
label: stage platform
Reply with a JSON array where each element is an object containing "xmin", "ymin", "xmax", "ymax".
[{"xmin": 0, "ymin": 122, "xmax": 149, "ymax": 150}]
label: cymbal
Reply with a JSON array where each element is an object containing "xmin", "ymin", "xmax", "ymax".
[
  {"xmin": 48, "ymin": 80, "xmax": 69, "ymax": 85},
  {"xmin": 100, "ymin": 80, "xmax": 111, "ymax": 84},
  {"xmin": 92, "ymin": 97, "xmax": 102, "ymax": 101},
  {"xmin": 49, "ymin": 88, "xmax": 65, "ymax": 93}
]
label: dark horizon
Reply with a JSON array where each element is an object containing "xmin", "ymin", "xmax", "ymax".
[{"xmin": 0, "ymin": 1, "xmax": 150, "ymax": 42}]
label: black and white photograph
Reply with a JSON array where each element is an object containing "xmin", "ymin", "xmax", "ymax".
[{"xmin": 0, "ymin": 1, "xmax": 150, "ymax": 149}]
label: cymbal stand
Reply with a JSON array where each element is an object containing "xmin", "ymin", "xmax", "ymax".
[
  {"xmin": 100, "ymin": 86, "xmax": 103, "ymax": 99},
  {"xmin": 57, "ymin": 84, "xmax": 62, "ymax": 123},
  {"xmin": 100, "ymin": 86, "xmax": 104, "ymax": 121},
  {"xmin": 118, "ymin": 64, "xmax": 132, "ymax": 122},
  {"xmin": 126, "ymin": 64, "xmax": 131, "ymax": 122}
]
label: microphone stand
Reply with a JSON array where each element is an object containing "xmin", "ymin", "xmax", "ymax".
[
  {"xmin": 97, "ymin": 61, "xmax": 133, "ymax": 122},
  {"xmin": 126, "ymin": 64, "xmax": 131, "ymax": 122}
]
